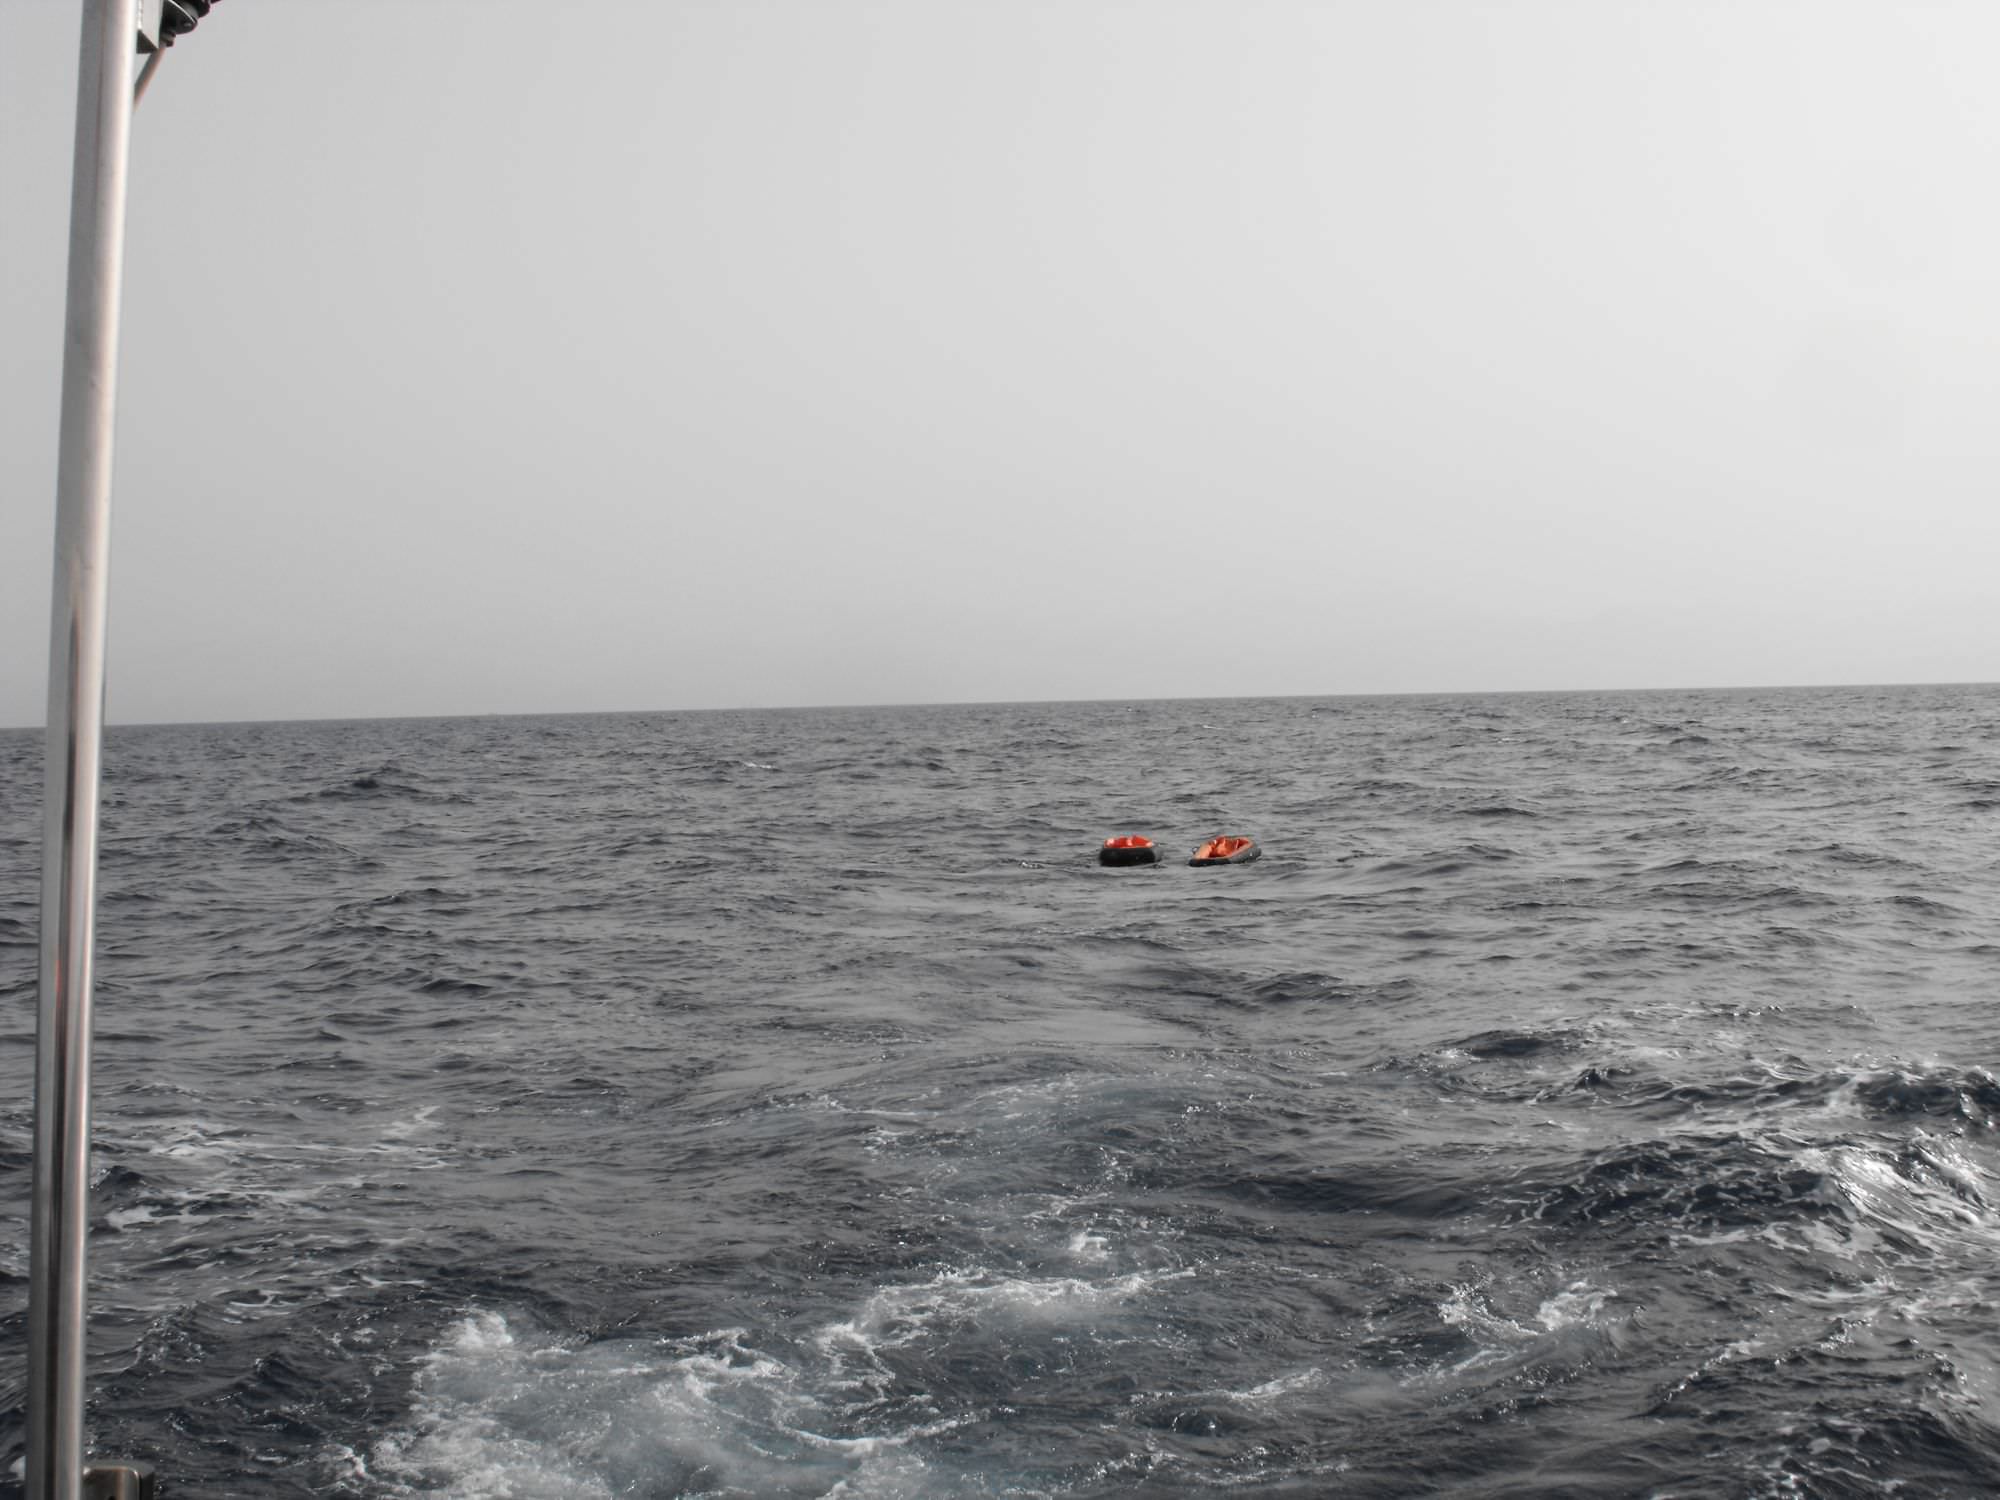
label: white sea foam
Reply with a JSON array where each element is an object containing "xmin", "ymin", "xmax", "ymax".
[
  {"xmin": 368, "ymin": 1311, "xmax": 965, "ymax": 1499},
  {"xmin": 818, "ymin": 1265, "xmax": 1190, "ymax": 1360},
  {"xmin": 384, "ymin": 1104, "xmax": 442, "ymax": 1139},
  {"xmin": 1066, "ymin": 1229, "xmax": 1112, "ymax": 1263},
  {"xmin": 1530, "ymin": 1281, "xmax": 1609, "ymax": 1330},
  {"xmin": 1438, "ymin": 1285, "xmax": 1535, "ymax": 1347},
  {"xmin": 146, "ymin": 1120, "xmax": 235, "ymax": 1162},
  {"xmin": 1227, "ymin": 1367, "xmax": 1329, "ymax": 1403},
  {"xmin": 1433, "ymin": 1277, "xmax": 1621, "ymax": 1378}
]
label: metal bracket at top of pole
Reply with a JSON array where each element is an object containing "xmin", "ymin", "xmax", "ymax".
[
  {"xmin": 133, "ymin": 0, "xmax": 166, "ymax": 103},
  {"xmin": 135, "ymin": 0, "xmax": 163, "ymax": 52}
]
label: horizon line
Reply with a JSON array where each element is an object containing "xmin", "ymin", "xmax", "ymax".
[{"xmin": 2, "ymin": 677, "xmax": 1995, "ymax": 735}]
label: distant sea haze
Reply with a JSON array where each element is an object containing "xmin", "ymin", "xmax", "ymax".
[{"xmin": 2, "ymin": 684, "xmax": 1998, "ymax": 1496}]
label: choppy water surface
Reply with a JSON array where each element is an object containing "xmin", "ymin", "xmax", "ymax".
[{"xmin": 4, "ymin": 686, "xmax": 2000, "ymax": 1497}]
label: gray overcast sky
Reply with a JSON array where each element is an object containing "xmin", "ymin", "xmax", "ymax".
[{"xmin": 4, "ymin": 1, "xmax": 1997, "ymax": 726}]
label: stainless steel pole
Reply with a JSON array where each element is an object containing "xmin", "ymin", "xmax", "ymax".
[{"xmin": 29, "ymin": 3, "xmax": 140, "ymax": 1498}]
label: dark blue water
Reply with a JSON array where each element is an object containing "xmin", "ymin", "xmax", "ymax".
[{"xmin": 4, "ymin": 686, "xmax": 2000, "ymax": 1497}]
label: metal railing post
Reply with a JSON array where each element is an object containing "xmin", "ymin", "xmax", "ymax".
[{"xmin": 29, "ymin": 2, "xmax": 141, "ymax": 1496}]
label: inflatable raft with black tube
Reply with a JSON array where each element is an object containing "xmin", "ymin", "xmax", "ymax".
[{"xmin": 1098, "ymin": 835, "xmax": 1162, "ymax": 867}]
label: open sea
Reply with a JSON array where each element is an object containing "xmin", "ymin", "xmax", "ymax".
[{"xmin": 4, "ymin": 684, "xmax": 2000, "ymax": 1498}]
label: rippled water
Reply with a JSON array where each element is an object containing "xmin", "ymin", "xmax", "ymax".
[{"xmin": 4, "ymin": 685, "xmax": 2000, "ymax": 1497}]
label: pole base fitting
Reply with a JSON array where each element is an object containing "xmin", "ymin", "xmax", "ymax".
[{"xmin": 83, "ymin": 1464, "xmax": 158, "ymax": 1500}]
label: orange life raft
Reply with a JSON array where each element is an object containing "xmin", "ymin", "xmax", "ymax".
[
  {"xmin": 1190, "ymin": 835, "xmax": 1260, "ymax": 866},
  {"xmin": 1098, "ymin": 834, "xmax": 1162, "ymax": 867}
]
